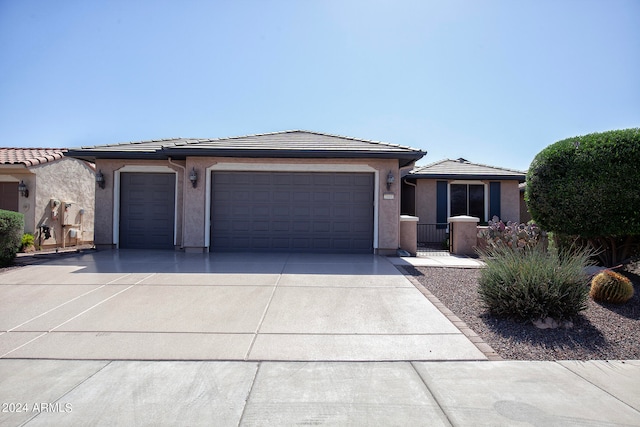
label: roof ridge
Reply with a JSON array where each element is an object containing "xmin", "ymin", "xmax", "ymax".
[
  {"xmin": 454, "ymin": 158, "xmax": 526, "ymax": 174},
  {"xmin": 172, "ymin": 130, "xmax": 423, "ymax": 153},
  {"xmin": 79, "ymin": 138, "xmax": 184, "ymax": 149},
  {"xmin": 0, "ymin": 147, "xmax": 68, "ymax": 151},
  {"xmin": 412, "ymin": 158, "xmax": 450, "ymax": 172},
  {"xmin": 410, "ymin": 157, "xmax": 526, "ymax": 177}
]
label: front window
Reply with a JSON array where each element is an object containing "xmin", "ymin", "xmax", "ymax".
[{"xmin": 450, "ymin": 183, "xmax": 485, "ymax": 220}]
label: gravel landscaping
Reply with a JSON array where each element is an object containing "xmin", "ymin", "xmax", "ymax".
[{"xmin": 400, "ymin": 263, "xmax": 640, "ymax": 361}]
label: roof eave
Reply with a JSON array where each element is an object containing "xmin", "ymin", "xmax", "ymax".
[
  {"xmin": 408, "ymin": 173, "xmax": 526, "ymax": 181},
  {"xmin": 67, "ymin": 148, "xmax": 426, "ymax": 165},
  {"xmin": 64, "ymin": 150, "xmax": 174, "ymax": 162},
  {"xmin": 168, "ymin": 147, "xmax": 424, "ymax": 157}
]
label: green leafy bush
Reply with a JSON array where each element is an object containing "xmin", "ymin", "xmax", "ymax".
[
  {"xmin": 0, "ymin": 210, "xmax": 24, "ymax": 267},
  {"xmin": 478, "ymin": 245, "xmax": 593, "ymax": 322},
  {"xmin": 525, "ymin": 128, "xmax": 640, "ymax": 266}
]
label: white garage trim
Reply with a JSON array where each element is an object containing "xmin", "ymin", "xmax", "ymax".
[
  {"xmin": 113, "ymin": 165, "xmax": 178, "ymax": 248},
  {"xmin": 204, "ymin": 163, "xmax": 379, "ymax": 251}
]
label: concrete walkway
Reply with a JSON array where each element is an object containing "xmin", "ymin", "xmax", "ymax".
[{"xmin": 1, "ymin": 250, "xmax": 639, "ymax": 426}]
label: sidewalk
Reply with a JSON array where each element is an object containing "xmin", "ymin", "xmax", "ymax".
[{"xmin": 1, "ymin": 359, "xmax": 638, "ymax": 426}]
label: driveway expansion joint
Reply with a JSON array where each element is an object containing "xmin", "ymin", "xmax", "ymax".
[{"xmin": 399, "ymin": 266, "xmax": 502, "ymax": 361}]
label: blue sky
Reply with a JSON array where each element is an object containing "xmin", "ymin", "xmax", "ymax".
[{"xmin": 1, "ymin": 0, "xmax": 638, "ymax": 171}]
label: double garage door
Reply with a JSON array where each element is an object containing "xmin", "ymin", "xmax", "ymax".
[
  {"xmin": 211, "ymin": 172, "xmax": 374, "ymax": 253},
  {"xmin": 119, "ymin": 171, "xmax": 374, "ymax": 253}
]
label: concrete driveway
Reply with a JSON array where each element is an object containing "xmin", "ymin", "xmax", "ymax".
[{"xmin": 0, "ymin": 250, "xmax": 485, "ymax": 361}]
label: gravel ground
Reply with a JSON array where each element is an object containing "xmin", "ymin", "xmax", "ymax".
[{"xmin": 401, "ymin": 263, "xmax": 640, "ymax": 361}]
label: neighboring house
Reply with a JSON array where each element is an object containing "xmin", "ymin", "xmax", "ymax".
[
  {"xmin": 401, "ymin": 158, "xmax": 526, "ymax": 244},
  {"xmin": 0, "ymin": 148, "xmax": 95, "ymax": 248},
  {"xmin": 66, "ymin": 130, "xmax": 425, "ymax": 254}
]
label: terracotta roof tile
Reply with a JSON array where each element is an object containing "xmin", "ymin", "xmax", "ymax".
[{"xmin": 0, "ymin": 148, "xmax": 67, "ymax": 167}]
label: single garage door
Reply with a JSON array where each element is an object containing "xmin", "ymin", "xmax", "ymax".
[
  {"xmin": 211, "ymin": 172, "xmax": 374, "ymax": 253},
  {"xmin": 0, "ymin": 182, "xmax": 18, "ymax": 212},
  {"xmin": 120, "ymin": 173, "xmax": 175, "ymax": 249}
]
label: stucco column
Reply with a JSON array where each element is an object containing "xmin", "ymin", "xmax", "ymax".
[
  {"xmin": 449, "ymin": 215, "xmax": 479, "ymax": 256},
  {"xmin": 399, "ymin": 215, "xmax": 419, "ymax": 256}
]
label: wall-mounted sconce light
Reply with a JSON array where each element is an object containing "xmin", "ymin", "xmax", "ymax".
[
  {"xmin": 95, "ymin": 170, "xmax": 105, "ymax": 189},
  {"xmin": 189, "ymin": 168, "xmax": 198, "ymax": 188},
  {"xmin": 18, "ymin": 181, "xmax": 29, "ymax": 198},
  {"xmin": 386, "ymin": 171, "xmax": 395, "ymax": 191}
]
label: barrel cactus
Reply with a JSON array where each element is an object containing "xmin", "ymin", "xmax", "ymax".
[{"xmin": 589, "ymin": 270, "xmax": 634, "ymax": 304}]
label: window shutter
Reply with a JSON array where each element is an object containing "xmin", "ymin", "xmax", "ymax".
[
  {"xmin": 436, "ymin": 181, "xmax": 448, "ymax": 228},
  {"xmin": 489, "ymin": 182, "xmax": 501, "ymax": 220}
]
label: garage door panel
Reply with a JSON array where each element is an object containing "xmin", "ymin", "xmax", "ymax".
[
  {"xmin": 254, "ymin": 191, "xmax": 270, "ymax": 201},
  {"xmin": 292, "ymin": 206, "xmax": 311, "ymax": 216},
  {"xmin": 273, "ymin": 221, "xmax": 289, "ymax": 231},
  {"xmin": 272, "ymin": 206, "xmax": 290, "ymax": 217},
  {"xmin": 293, "ymin": 192, "xmax": 310, "ymax": 202},
  {"xmin": 120, "ymin": 173, "xmax": 175, "ymax": 249},
  {"xmin": 211, "ymin": 172, "xmax": 373, "ymax": 253},
  {"xmin": 274, "ymin": 191, "xmax": 290, "ymax": 202},
  {"xmin": 314, "ymin": 222, "xmax": 330, "ymax": 232}
]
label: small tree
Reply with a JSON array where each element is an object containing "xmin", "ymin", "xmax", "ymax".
[
  {"xmin": 0, "ymin": 210, "xmax": 24, "ymax": 267},
  {"xmin": 525, "ymin": 128, "xmax": 640, "ymax": 266}
]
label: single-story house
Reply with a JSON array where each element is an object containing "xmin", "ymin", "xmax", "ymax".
[
  {"xmin": 401, "ymin": 158, "xmax": 526, "ymax": 244},
  {"xmin": 66, "ymin": 130, "xmax": 425, "ymax": 254},
  {"xmin": 0, "ymin": 148, "xmax": 95, "ymax": 247}
]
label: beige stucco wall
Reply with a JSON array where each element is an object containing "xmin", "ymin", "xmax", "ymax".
[
  {"xmin": 31, "ymin": 158, "xmax": 95, "ymax": 247},
  {"xmin": 500, "ymin": 180, "xmax": 521, "ymax": 223},
  {"xmin": 414, "ymin": 179, "xmax": 437, "ymax": 224},
  {"xmin": 0, "ymin": 158, "xmax": 95, "ymax": 247},
  {"xmin": 96, "ymin": 157, "xmax": 402, "ymax": 254}
]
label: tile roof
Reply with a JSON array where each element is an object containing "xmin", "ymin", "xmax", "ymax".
[
  {"xmin": 0, "ymin": 148, "xmax": 67, "ymax": 167},
  {"xmin": 67, "ymin": 130, "xmax": 426, "ymax": 166},
  {"xmin": 409, "ymin": 158, "xmax": 526, "ymax": 181}
]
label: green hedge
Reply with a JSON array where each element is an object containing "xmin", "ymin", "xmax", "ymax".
[
  {"xmin": 0, "ymin": 210, "xmax": 24, "ymax": 267},
  {"xmin": 525, "ymin": 128, "xmax": 640, "ymax": 265}
]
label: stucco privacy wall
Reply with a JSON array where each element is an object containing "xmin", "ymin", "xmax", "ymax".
[
  {"xmin": 0, "ymin": 157, "xmax": 95, "ymax": 246},
  {"xmin": 95, "ymin": 157, "xmax": 402, "ymax": 253}
]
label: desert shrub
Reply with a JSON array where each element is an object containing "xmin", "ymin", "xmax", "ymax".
[
  {"xmin": 478, "ymin": 216, "xmax": 546, "ymax": 250},
  {"xmin": 590, "ymin": 270, "xmax": 634, "ymax": 304},
  {"xmin": 525, "ymin": 128, "xmax": 640, "ymax": 266},
  {"xmin": 0, "ymin": 210, "xmax": 24, "ymax": 267},
  {"xmin": 478, "ymin": 245, "xmax": 593, "ymax": 321},
  {"xmin": 21, "ymin": 233, "xmax": 35, "ymax": 251}
]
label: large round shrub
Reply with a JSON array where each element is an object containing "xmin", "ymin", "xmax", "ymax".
[
  {"xmin": 0, "ymin": 209, "xmax": 24, "ymax": 267},
  {"xmin": 525, "ymin": 128, "xmax": 640, "ymax": 265}
]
